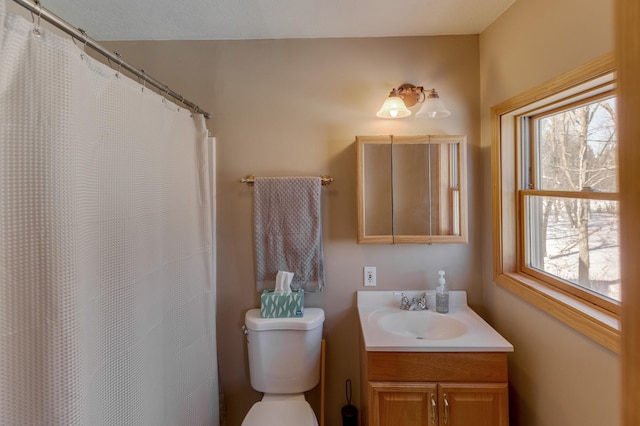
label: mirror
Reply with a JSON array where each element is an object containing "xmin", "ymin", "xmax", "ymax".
[{"xmin": 356, "ymin": 135, "xmax": 468, "ymax": 244}]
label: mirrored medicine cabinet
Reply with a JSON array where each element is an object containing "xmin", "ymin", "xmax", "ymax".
[{"xmin": 356, "ymin": 135, "xmax": 468, "ymax": 244}]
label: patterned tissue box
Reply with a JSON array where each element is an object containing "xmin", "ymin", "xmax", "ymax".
[{"xmin": 260, "ymin": 289, "xmax": 304, "ymax": 318}]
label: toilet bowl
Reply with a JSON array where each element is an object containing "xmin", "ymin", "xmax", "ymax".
[
  {"xmin": 241, "ymin": 308, "xmax": 325, "ymax": 426},
  {"xmin": 241, "ymin": 394, "xmax": 318, "ymax": 426}
]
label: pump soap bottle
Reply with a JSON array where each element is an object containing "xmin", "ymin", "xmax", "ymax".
[{"xmin": 436, "ymin": 270, "xmax": 449, "ymax": 313}]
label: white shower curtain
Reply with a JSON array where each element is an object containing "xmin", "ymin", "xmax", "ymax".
[{"xmin": 0, "ymin": 1, "xmax": 218, "ymax": 425}]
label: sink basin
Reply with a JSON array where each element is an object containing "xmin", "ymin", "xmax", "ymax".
[
  {"xmin": 357, "ymin": 290, "xmax": 514, "ymax": 352},
  {"xmin": 374, "ymin": 309, "xmax": 467, "ymax": 340}
]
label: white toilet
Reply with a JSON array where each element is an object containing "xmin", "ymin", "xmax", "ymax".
[{"xmin": 241, "ymin": 307, "xmax": 325, "ymax": 426}]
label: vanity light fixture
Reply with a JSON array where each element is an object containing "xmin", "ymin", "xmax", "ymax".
[{"xmin": 376, "ymin": 84, "xmax": 451, "ymax": 119}]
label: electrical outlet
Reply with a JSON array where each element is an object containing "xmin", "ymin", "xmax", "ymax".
[{"xmin": 364, "ymin": 266, "xmax": 376, "ymax": 287}]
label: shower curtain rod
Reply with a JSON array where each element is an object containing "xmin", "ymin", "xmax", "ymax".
[{"xmin": 11, "ymin": 0, "xmax": 211, "ymax": 119}]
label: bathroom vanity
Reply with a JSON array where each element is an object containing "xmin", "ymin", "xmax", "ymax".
[{"xmin": 357, "ymin": 291, "xmax": 513, "ymax": 426}]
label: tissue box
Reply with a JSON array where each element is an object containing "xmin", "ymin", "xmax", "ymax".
[{"xmin": 260, "ymin": 289, "xmax": 304, "ymax": 318}]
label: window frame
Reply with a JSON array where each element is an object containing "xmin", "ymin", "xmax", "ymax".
[
  {"xmin": 520, "ymin": 90, "xmax": 619, "ymax": 314},
  {"xmin": 491, "ymin": 53, "xmax": 620, "ymax": 353}
]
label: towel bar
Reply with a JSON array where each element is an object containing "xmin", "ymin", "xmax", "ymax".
[{"xmin": 240, "ymin": 175, "xmax": 334, "ymax": 186}]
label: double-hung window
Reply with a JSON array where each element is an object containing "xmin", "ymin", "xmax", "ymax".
[
  {"xmin": 522, "ymin": 92, "xmax": 619, "ymax": 311},
  {"xmin": 492, "ymin": 54, "xmax": 620, "ymax": 351}
]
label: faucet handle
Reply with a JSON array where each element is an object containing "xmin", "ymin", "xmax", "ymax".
[
  {"xmin": 400, "ymin": 293, "xmax": 411, "ymax": 310},
  {"xmin": 417, "ymin": 293, "xmax": 428, "ymax": 310},
  {"xmin": 394, "ymin": 292, "xmax": 411, "ymax": 310}
]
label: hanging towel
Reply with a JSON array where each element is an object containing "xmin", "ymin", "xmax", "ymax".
[{"xmin": 254, "ymin": 177, "xmax": 325, "ymax": 292}]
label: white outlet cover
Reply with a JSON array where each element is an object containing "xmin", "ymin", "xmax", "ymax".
[{"xmin": 364, "ymin": 266, "xmax": 376, "ymax": 286}]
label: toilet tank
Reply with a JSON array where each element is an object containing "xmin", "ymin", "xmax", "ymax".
[{"xmin": 244, "ymin": 308, "xmax": 324, "ymax": 394}]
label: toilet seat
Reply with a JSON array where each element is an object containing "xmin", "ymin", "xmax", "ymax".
[{"xmin": 241, "ymin": 400, "xmax": 318, "ymax": 426}]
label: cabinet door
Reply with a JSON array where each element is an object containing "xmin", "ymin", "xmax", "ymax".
[
  {"xmin": 439, "ymin": 383, "xmax": 509, "ymax": 426},
  {"xmin": 369, "ymin": 381, "xmax": 438, "ymax": 426}
]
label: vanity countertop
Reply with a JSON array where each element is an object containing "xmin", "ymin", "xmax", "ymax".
[{"xmin": 357, "ymin": 290, "xmax": 514, "ymax": 353}]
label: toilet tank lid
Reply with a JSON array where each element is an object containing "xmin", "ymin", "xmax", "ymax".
[{"xmin": 245, "ymin": 308, "xmax": 325, "ymax": 331}]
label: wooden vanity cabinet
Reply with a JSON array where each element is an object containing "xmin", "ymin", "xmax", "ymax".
[
  {"xmin": 361, "ymin": 350, "xmax": 509, "ymax": 426},
  {"xmin": 438, "ymin": 383, "xmax": 508, "ymax": 425},
  {"xmin": 368, "ymin": 382, "xmax": 437, "ymax": 425}
]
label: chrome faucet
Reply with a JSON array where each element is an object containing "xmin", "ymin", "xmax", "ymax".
[
  {"xmin": 398, "ymin": 292, "xmax": 428, "ymax": 311},
  {"xmin": 399, "ymin": 292, "xmax": 411, "ymax": 310}
]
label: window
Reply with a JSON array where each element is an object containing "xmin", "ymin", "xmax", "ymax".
[
  {"xmin": 522, "ymin": 94, "xmax": 619, "ymax": 312},
  {"xmin": 492, "ymin": 54, "xmax": 620, "ymax": 352}
]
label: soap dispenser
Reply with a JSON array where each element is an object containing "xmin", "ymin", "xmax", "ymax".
[{"xmin": 436, "ymin": 270, "xmax": 449, "ymax": 313}]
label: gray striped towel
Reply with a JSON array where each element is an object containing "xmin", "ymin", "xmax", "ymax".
[{"xmin": 254, "ymin": 177, "xmax": 325, "ymax": 292}]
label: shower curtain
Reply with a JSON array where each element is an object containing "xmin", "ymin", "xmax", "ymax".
[{"xmin": 0, "ymin": 1, "xmax": 218, "ymax": 425}]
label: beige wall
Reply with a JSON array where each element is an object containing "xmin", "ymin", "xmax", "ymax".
[
  {"xmin": 479, "ymin": 0, "xmax": 620, "ymax": 425},
  {"xmin": 6, "ymin": 0, "xmax": 620, "ymax": 421},
  {"xmin": 104, "ymin": 36, "xmax": 481, "ymax": 425},
  {"xmin": 3, "ymin": 0, "xmax": 624, "ymax": 423}
]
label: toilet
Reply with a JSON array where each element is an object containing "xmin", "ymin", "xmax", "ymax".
[{"xmin": 242, "ymin": 307, "xmax": 325, "ymax": 426}]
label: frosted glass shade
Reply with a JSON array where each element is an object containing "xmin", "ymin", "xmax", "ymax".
[
  {"xmin": 415, "ymin": 95, "xmax": 451, "ymax": 118},
  {"xmin": 376, "ymin": 96, "xmax": 411, "ymax": 118}
]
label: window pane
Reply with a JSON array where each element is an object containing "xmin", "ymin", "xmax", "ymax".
[
  {"xmin": 525, "ymin": 195, "xmax": 620, "ymax": 302},
  {"xmin": 537, "ymin": 97, "xmax": 617, "ymax": 192}
]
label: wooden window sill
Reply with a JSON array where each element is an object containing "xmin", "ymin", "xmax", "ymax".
[{"xmin": 495, "ymin": 271, "xmax": 620, "ymax": 353}]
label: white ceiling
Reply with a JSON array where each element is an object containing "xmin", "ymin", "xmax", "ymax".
[{"xmin": 44, "ymin": 0, "xmax": 516, "ymax": 41}]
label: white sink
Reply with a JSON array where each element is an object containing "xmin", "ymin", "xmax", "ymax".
[
  {"xmin": 374, "ymin": 309, "xmax": 468, "ymax": 340},
  {"xmin": 358, "ymin": 290, "xmax": 513, "ymax": 352}
]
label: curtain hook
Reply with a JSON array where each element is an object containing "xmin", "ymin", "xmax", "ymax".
[
  {"xmin": 31, "ymin": 0, "xmax": 43, "ymax": 36},
  {"xmin": 79, "ymin": 29, "xmax": 89, "ymax": 50},
  {"xmin": 176, "ymin": 95, "xmax": 185, "ymax": 112},
  {"xmin": 114, "ymin": 52, "xmax": 123, "ymax": 78},
  {"xmin": 139, "ymin": 69, "xmax": 147, "ymax": 92},
  {"xmin": 75, "ymin": 28, "xmax": 89, "ymax": 59}
]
